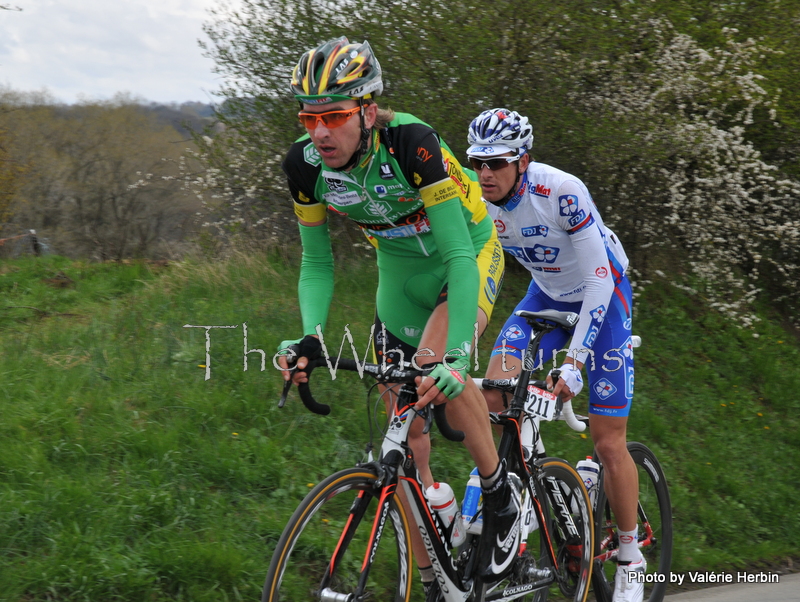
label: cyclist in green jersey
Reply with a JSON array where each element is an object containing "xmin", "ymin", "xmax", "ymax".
[{"xmin": 277, "ymin": 37, "xmax": 520, "ymax": 593}]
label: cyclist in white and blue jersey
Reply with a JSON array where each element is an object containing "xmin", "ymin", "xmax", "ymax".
[{"xmin": 467, "ymin": 108, "xmax": 645, "ymax": 602}]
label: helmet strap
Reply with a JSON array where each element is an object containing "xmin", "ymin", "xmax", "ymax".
[{"xmin": 490, "ymin": 154, "xmax": 526, "ymax": 207}]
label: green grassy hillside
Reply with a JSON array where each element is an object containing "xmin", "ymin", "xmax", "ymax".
[{"xmin": 0, "ymin": 255, "xmax": 797, "ymax": 600}]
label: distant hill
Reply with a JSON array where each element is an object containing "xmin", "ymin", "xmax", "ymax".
[{"xmin": 143, "ymin": 101, "xmax": 218, "ymax": 138}]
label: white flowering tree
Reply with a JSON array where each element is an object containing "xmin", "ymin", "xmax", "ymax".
[{"xmin": 566, "ymin": 20, "xmax": 800, "ymax": 324}]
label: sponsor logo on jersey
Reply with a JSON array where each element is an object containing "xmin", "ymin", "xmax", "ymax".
[
  {"xmin": 559, "ymin": 286, "xmax": 585, "ymax": 297},
  {"xmin": 533, "ymin": 184, "xmax": 551, "ymax": 198},
  {"xmin": 380, "ymin": 163, "xmax": 397, "ymax": 180},
  {"xmin": 374, "ymin": 185, "xmax": 387, "ymax": 195},
  {"xmin": 505, "ymin": 245, "xmax": 559, "ymax": 264},
  {"xmin": 502, "ymin": 323, "xmax": 526, "ymax": 341},
  {"xmin": 322, "ymin": 190, "xmax": 362, "ymax": 207},
  {"xmin": 568, "ymin": 209, "xmax": 587, "ymax": 227},
  {"xmin": 590, "ymin": 305, "xmax": 607, "ymax": 323},
  {"xmin": 484, "ymin": 277, "xmax": 497, "ymax": 303},
  {"xmin": 416, "ymin": 146, "xmax": 433, "ymax": 162},
  {"xmin": 494, "ymin": 220, "xmax": 506, "ymax": 234},
  {"xmin": 522, "ymin": 224, "xmax": 549, "ymax": 237},
  {"xmin": 623, "ymin": 318, "xmax": 632, "ymax": 331},
  {"xmin": 531, "ymin": 244, "xmax": 559, "ymax": 263},
  {"xmin": 304, "ymin": 144, "xmax": 322, "ymax": 166},
  {"xmin": 488, "ymin": 244, "xmax": 503, "ymax": 278},
  {"xmin": 364, "ymin": 200, "xmax": 392, "ymax": 217},
  {"xmin": 542, "ymin": 266, "xmax": 561, "ymax": 272},
  {"xmin": 583, "ymin": 325, "xmax": 599, "ymax": 348},
  {"xmin": 596, "ymin": 266, "xmax": 609, "ymax": 278},
  {"xmin": 504, "ymin": 178, "xmax": 528, "ymax": 211},
  {"xmin": 594, "ymin": 378, "xmax": 617, "ymax": 400},
  {"xmin": 582, "ymin": 304, "xmax": 606, "ymax": 348},
  {"xmin": 559, "ymin": 194, "xmax": 580, "ymax": 216},
  {"xmin": 367, "ymin": 220, "xmax": 431, "ymax": 239},
  {"xmin": 444, "ymin": 158, "xmax": 470, "ymax": 197},
  {"xmin": 324, "ymin": 176, "xmax": 348, "ymax": 193}
]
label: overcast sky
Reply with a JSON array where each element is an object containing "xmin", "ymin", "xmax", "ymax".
[{"xmin": 0, "ymin": 0, "xmax": 233, "ymax": 105}]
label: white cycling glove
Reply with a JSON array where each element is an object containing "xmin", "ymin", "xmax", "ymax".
[{"xmin": 550, "ymin": 363, "xmax": 584, "ymax": 397}]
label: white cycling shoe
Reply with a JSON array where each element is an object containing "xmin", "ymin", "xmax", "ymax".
[{"xmin": 612, "ymin": 556, "xmax": 647, "ymax": 602}]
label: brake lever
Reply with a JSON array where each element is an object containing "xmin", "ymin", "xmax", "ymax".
[{"xmin": 278, "ymin": 379, "xmax": 292, "ymax": 408}]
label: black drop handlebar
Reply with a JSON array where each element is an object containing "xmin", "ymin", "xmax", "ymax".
[{"xmin": 279, "ymin": 356, "xmax": 466, "ymax": 442}]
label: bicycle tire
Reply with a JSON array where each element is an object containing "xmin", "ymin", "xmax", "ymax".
[
  {"xmin": 477, "ymin": 458, "xmax": 594, "ymax": 602},
  {"xmin": 262, "ymin": 466, "xmax": 413, "ymax": 602},
  {"xmin": 591, "ymin": 442, "xmax": 673, "ymax": 602},
  {"xmin": 536, "ymin": 458, "xmax": 594, "ymax": 602}
]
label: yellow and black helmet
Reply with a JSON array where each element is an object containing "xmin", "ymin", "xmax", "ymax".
[{"xmin": 291, "ymin": 37, "xmax": 383, "ymax": 105}]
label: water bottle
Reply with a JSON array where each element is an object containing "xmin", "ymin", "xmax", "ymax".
[
  {"xmin": 425, "ymin": 482, "xmax": 466, "ymax": 548},
  {"xmin": 461, "ymin": 468, "xmax": 483, "ymax": 535},
  {"xmin": 576, "ymin": 457, "xmax": 600, "ymax": 507}
]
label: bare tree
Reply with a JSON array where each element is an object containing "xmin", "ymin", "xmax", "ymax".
[{"xmin": 1, "ymin": 91, "xmax": 202, "ymax": 258}]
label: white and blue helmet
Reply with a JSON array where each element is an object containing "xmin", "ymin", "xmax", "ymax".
[{"xmin": 467, "ymin": 108, "xmax": 533, "ymax": 158}]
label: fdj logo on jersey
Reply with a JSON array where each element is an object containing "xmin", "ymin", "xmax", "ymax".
[
  {"xmin": 559, "ymin": 194, "xmax": 580, "ymax": 216},
  {"xmin": 532, "ymin": 244, "xmax": 559, "ymax": 263},
  {"xmin": 522, "ymin": 225, "xmax": 548, "ymax": 237},
  {"xmin": 568, "ymin": 210, "xmax": 587, "ymax": 228},
  {"xmin": 506, "ymin": 245, "xmax": 559, "ymax": 264},
  {"xmin": 582, "ymin": 304, "xmax": 606, "ymax": 348}
]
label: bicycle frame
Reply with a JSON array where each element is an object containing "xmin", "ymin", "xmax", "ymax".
[
  {"xmin": 270, "ymin": 313, "xmax": 593, "ymax": 602},
  {"xmin": 319, "ymin": 378, "xmax": 565, "ymax": 602}
]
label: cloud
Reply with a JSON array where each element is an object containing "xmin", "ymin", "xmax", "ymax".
[{"xmin": 0, "ymin": 0, "xmax": 228, "ymax": 103}]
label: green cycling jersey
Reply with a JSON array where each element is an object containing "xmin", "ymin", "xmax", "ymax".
[{"xmin": 283, "ymin": 112, "xmax": 495, "ymax": 360}]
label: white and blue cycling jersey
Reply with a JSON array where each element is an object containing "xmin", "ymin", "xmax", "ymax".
[{"xmin": 487, "ymin": 161, "xmax": 634, "ymax": 416}]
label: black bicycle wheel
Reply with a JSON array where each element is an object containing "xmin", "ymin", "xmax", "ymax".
[
  {"xmin": 262, "ymin": 467, "xmax": 413, "ymax": 602},
  {"xmin": 591, "ymin": 442, "xmax": 673, "ymax": 602},
  {"xmin": 477, "ymin": 459, "xmax": 595, "ymax": 602},
  {"xmin": 472, "ymin": 464, "xmax": 556, "ymax": 602},
  {"xmin": 536, "ymin": 458, "xmax": 594, "ymax": 602}
]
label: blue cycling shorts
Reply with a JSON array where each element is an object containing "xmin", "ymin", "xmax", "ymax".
[{"xmin": 491, "ymin": 276, "xmax": 635, "ymax": 417}]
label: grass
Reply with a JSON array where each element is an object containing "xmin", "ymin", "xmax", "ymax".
[{"xmin": 0, "ymin": 254, "xmax": 798, "ymax": 600}]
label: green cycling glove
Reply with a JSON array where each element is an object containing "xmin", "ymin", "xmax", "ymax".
[{"xmin": 428, "ymin": 356, "xmax": 469, "ymax": 400}]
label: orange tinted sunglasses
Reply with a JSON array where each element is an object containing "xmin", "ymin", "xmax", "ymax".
[{"xmin": 298, "ymin": 106, "xmax": 361, "ymax": 129}]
